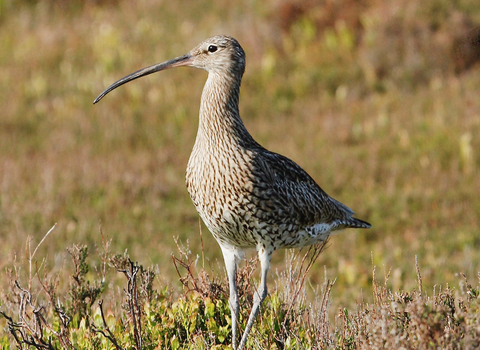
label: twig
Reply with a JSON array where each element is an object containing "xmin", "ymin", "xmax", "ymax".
[
  {"xmin": 172, "ymin": 255, "xmax": 200, "ymax": 293},
  {"xmin": 198, "ymin": 218, "xmax": 205, "ymax": 269},
  {"xmin": 34, "ymin": 264, "xmax": 75, "ymax": 350},
  {"xmin": 91, "ymin": 300, "xmax": 124, "ymax": 350},
  {"xmin": 282, "ymin": 239, "xmax": 329, "ymax": 333},
  {"xmin": 415, "ymin": 255, "xmax": 423, "ymax": 295},
  {"xmin": 119, "ymin": 261, "xmax": 143, "ymax": 350},
  {"xmin": 0, "ymin": 310, "xmax": 26, "ymax": 348},
  {"xmin": 29, "ymin": 223, "xmax": 56, "ymax": 289},
  {"xmin": 12, "ymin": 280, "xmax": 57, "ymax": 350}
]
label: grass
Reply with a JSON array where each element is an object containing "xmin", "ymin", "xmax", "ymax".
[{"xmin": 1, "ymin": 0, "xmax": 480, "ymax": 347}]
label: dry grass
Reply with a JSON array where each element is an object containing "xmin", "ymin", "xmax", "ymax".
[{"xmin": 1, "ymin": 0, "xmax": 480, "ymax": 346}]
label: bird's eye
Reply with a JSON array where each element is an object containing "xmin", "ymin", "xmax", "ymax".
[{"xmin": 208, "ymin": 45, "xmax": 218, "ymax": 53}]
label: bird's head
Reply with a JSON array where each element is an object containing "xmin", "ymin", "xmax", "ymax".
[
  {"xmin": 93, "ymin": 35, "xmax": 245, "ymax": 104},
  {"xmin": 189, "ymin": 35, "xmax": 245, "ymax": 76}
]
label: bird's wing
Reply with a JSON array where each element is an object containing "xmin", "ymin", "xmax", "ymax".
[{"xmin": 248, "ymin": 149, "xmax": 354, "ymax": 227}]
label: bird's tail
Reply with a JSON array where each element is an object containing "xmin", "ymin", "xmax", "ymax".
[
  {"xmin": 329, "ymin": 198, "xmax": 371, "ymax": 229},
  {"xmin": 340, "ymin": 217, "xmax": 371, "ymax": 229}
]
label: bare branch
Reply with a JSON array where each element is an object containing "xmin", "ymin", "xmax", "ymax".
[{"xmin": 91, "ymin": 300, "xmax": 124, "ymax": 350}]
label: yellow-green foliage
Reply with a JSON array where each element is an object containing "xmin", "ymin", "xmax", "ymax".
[{"xmin": 1, "ymin": 248, "xmax": 479, "ymax": 349}]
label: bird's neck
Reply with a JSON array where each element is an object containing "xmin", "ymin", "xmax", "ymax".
[{"xmin": 196, "ymin": 72, "xmax": 255, "ymax": 149}]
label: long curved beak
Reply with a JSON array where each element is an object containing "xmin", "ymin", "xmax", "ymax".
[{"xmin": 93, "ymin": 53, "xmax": 193, "ymax": 104}]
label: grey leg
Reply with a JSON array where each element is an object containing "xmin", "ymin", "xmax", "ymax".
[
  {"xmin": 221, "ymin": 246, "xmax": 240, "ymax": 350},
  {"xmin": 238, "ymin": 246, "xmax": 272, "ymax": 350}
]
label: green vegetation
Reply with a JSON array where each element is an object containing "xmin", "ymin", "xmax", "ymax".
[
  {"xmin": 1, "ymin": 241, "xmax": 479, "ymax": 348},
  {"xmin": 1, "ymin": 0, "xmax": 479, "ymax": 348}
]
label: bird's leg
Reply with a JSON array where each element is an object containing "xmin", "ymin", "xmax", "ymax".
[
  {"xmin": 238, "ymin": 246, "xmax": 272, "ymax": 350},
  {"xmin": 220, "ymin": 246, "xmax": 239, "ymax": 350}
]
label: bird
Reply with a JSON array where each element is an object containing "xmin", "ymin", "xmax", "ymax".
[{"xmin": 94, "ymin": 35, "xmax": 371, "ymax": 349}]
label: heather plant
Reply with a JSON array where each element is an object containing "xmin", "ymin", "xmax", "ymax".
[{"xmin": 1, "ymin": 232, "xmax": 479, "ymax": 349}]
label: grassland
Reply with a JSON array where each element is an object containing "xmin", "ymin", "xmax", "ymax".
[{"xmin": 1, "ymin": 0, "xmax": 479, "ymax": 348}]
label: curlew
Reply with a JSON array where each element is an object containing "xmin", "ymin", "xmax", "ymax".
[{"xmin": 94, "ymin": 35, "xmax": 371, "ymax": 349}]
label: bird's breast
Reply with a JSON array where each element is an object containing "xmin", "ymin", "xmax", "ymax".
[{"xmin": 186, "ymin": 145, "xmax": 258, "ymax": 241}]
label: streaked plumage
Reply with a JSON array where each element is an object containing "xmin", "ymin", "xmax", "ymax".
[{"xmin": 94, "ymin": 35, "xmax": 371, "ymax": 350}]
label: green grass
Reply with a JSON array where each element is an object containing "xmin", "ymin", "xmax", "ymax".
[{"xmin": 1, "ymin": 0, "xmax": 480, "ymax": 347}]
